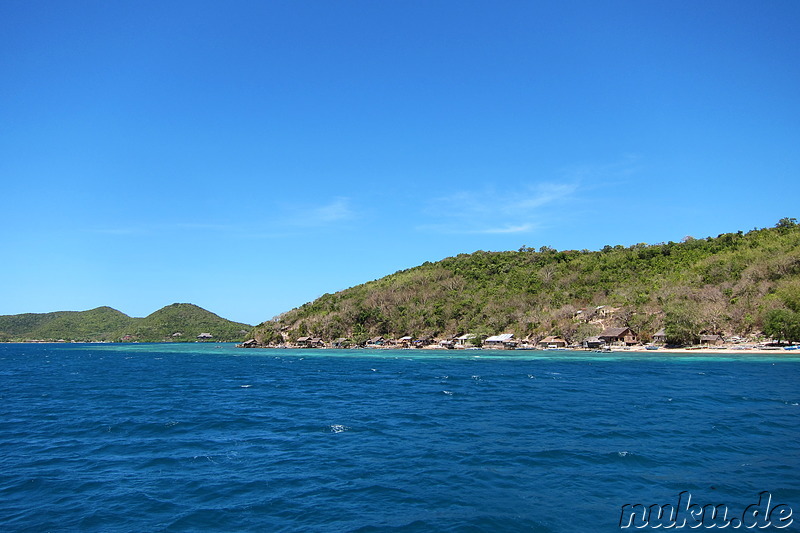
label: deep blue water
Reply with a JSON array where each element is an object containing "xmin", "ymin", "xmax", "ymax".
[{"xmin": 1, "ymin": 343, "xmax": 798, "ymax": 532}]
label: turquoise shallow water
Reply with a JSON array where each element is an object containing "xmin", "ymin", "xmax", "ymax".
[{"xmin": 1, "ymin": 343, "xmax": 798, "ymax": 532}]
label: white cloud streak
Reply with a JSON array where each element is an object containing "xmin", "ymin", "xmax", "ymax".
[
  {"xmin": 417, "ymin": 181, "xmax": 578, "ymax": 235},
  {"xmin": 285, "ymin": 196, "xmax": 355, "ymax": 227},
  {"xmin": 416, "ymin": 155, "xmax": 643, "ymax": 236}
]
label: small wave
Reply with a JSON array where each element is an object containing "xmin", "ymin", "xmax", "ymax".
[
  {"xmin": 443, "ymin": 390, "xmax": 453, "ymax": 395},
  {"xmin": 240, "ymin": 384, "xmax": 252, "ymax": 388},
  {"xmin": 329, "ymin": 424, "xmax": 348, "ymax": 433}
]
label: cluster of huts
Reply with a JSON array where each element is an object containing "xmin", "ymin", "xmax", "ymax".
[
  {"xmin": 237, "ymin": 302, "xmax": 750, "ymax": 350},
  {"xmin": 239, "ymin": 327, "xmax": 697, "ymax": 350}
]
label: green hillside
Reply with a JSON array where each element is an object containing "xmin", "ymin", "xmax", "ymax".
[
  {"xmin": 132, "ymin": 303, "xmax": 252, "ymax": 342},
  {"xmin": 0, "ymin": 303, "xmax": 251, "ymax": 343},
  {"xmin": 250, "ymin": 219, "xmax": 800, "ymax": 346}
]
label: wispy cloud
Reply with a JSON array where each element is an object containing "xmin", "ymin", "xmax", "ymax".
[
  {"xmin": 310, "ymin": 197, "xmax": 354, "ymax": 224},
  {"xmin": 416, "ymin": 156, "xmax": 643, "ymax": 236},
  {"xmin": 417, "ymin": 181, "xmax": 578, "ymax": 235},
  {"xmin": 282, "ymin": 196, "xmax": 355, "ymax": 228}
]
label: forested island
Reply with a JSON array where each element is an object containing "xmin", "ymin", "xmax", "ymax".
[
  {"xmin": 247, "ymin": 219, "xmax": 800, "ymax": 348},
  {"xmin": 0, "ymin": 303, "xmax": 251, "ymax": 343}
]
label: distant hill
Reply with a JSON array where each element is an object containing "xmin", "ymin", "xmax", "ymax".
[
  {"xmin": 249, "ymin": 219, "xmax": 800, "ymax": 346},
  {"xmin": 0, "ymin": 303, "xmax": 251, "ymax": 342},
  {"xmin": 131, "ymin": 303, "xmax": 252, "ymax": 342}
]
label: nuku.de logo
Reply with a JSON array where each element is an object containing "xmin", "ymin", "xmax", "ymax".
[{"xmin": 619, "ymin": 491, "xmax": 793, "ymax": 529}]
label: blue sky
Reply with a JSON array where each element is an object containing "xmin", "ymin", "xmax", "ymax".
[{"xmin": 1, "ymin": 0, "xmax": 798, "ymax": 325}]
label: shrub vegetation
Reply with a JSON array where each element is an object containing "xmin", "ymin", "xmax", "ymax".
[{"xmin": 251, "ymin": 219, "xmax": 800, "ymax": 345}]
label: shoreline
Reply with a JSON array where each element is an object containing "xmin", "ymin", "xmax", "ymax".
[
  {"xmin": 243, "ymin": 344, "xmax": 798, "ymax": 355},
  {"xmin": 4, "ymin": 341, "xmax": 797, "ymax": 356}
]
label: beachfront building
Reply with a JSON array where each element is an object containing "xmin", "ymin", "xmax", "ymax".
[
  {"xmin": 700, "ymin": 334, "xmax": 724, "ymax": 346},
  {"xmin": 516, "ymin": 337, "xmax": 536, "ymax": 349},
  {"xmin": 538, "ymin": 336, "xmax": 567, "ymax": 348},
  {"xmin": 197, "ymin": 332, "xmax": 213, "ymax": 340},
  {"xmin": 484, "ymin": 333, "xmax": 516, "ymax": 349},
  {"xmin": 583, "ymin": 336, "xmax": 605, "ymax": 349},
  {"xmin": 295, "ymin": 336, "xmax": 325, "ymax": 348},
  {"xmin": 653, "ymin": 329, "xmax": 667, "ymax": 344},
  {"xmin": 455, "ymin": 333, "xmax": 476, "ymax": 347},
  {"xmin": 413, "ymin": 335, "xmax": 434, "ymax": 348},
  {"xmin": 331, "ymin": 338, "xmax": 350, "ymax": 348},
  {"xmin": 394, "ymin": 336, "xmax": 413, "ymax": 348},
  {"xmin": 598, "ymin": 327, "xmax": 637, "ymax": 346},
  {"xmin": 366, "ymin": 336, "xmax": 386, "ymax": 347}
]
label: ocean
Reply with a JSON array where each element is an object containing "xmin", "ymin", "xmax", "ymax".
[{"xmin": 1, "ymin": 343, "xmax": 798, "ymax": 532}]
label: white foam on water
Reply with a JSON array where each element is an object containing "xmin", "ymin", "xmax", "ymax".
[{"xmin": 330, "ymin": 424, "xmax": 348, "ymax": 433}]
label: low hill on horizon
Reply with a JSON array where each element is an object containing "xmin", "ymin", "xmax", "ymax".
[
  {"xmin": 250, "ymin": 219, "xmax": 800, "ymax": 346},
  {"xmin": 0, "ymin": 303, "xmax": 251, "ymax": 343}
]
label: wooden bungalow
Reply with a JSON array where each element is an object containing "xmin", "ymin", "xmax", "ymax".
[
  {"xmin": 598, "ymin": 327, "xmax": 637, "ymax": 346},
  {"xmin": 583, "ymin": 336, "xmax": 605, "ymax": 349},
  {"xmin": 538, "ymin": 336, "xmax": 567, "ymax": 348},
  {"xmin": 366, "ymin": 336, "xmax": 386, "ymax": 347},
  {"xmin": 296, "ymin": 336, "xmax": 325, "ymax": 348},
  {"xmin": 653, "ymin": 329, "xmax": 667, "ymax": 344},
  {"xmin": 700, "ymin": 334, "xmax": 724, "ymax": 346},
  {"xmin": 331, "ymin": 338, "xmax": 350, "ymax": 348},
  {"xmin": 237, "ymin": 338, "xmax": 259, "ymax": 348},
  {"xmin": 413, "ymin": 335, "xmax": 434, "ymax": 348},
  {"xmin": 394, "ymin": 336, "xmax": 413, "ymax": 348},
  {"xmin": 516, "ymin": 337, "xmax": 536, "ymax": 349}
]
